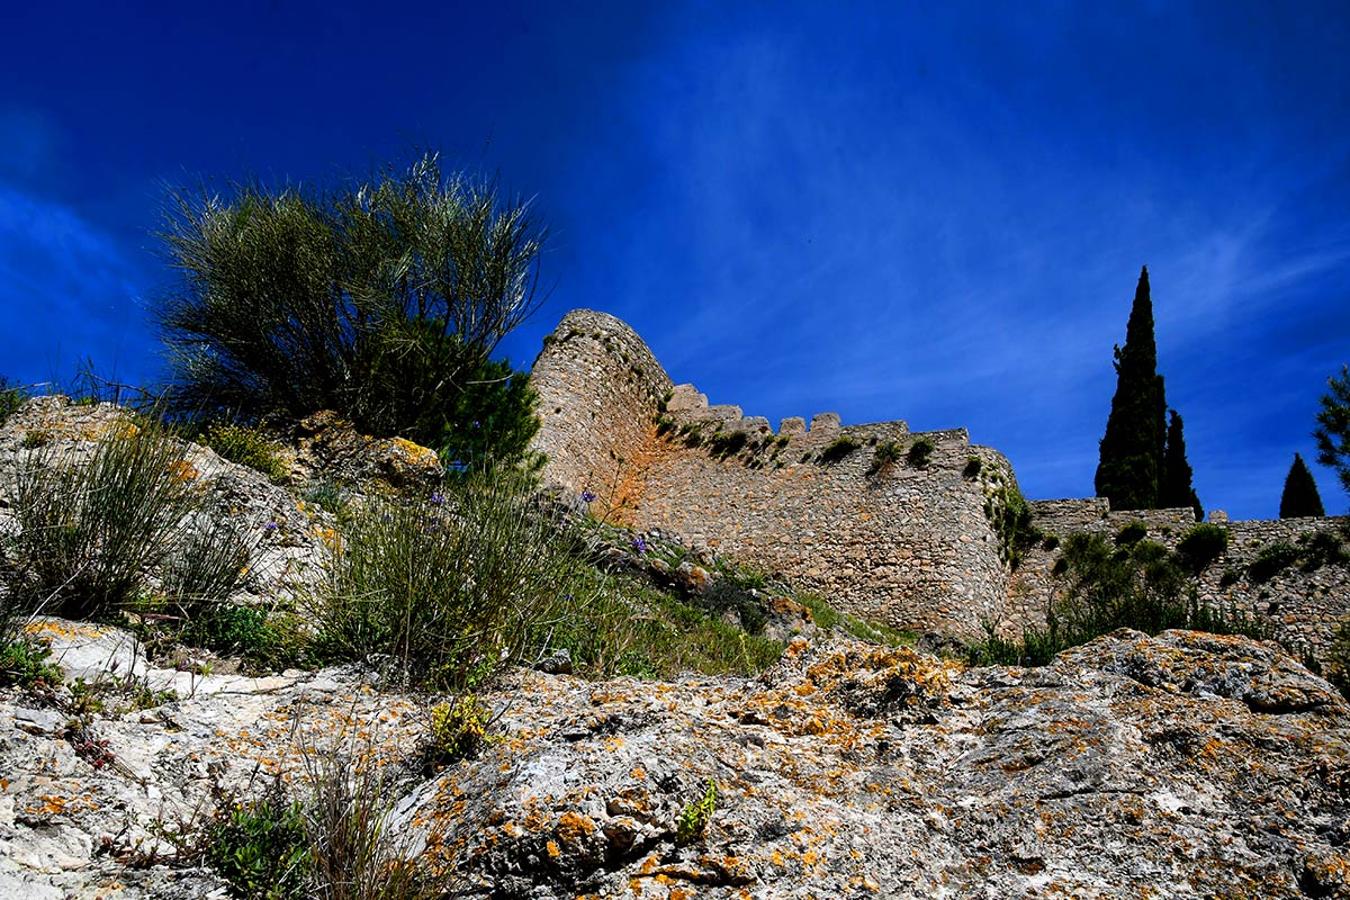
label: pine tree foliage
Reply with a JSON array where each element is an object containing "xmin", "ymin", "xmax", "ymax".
[
  {"xmin": 1315, "ymin": 365, "xmax": 1350, "ymax": 497},
  {"xmin": 1280, "ymin": 452, "xmax": 1325, "ymax": 518},
  {"xmin": 1096, "ymin": 266, "xmax": 1168, "ymax": 511},
  {"xmin": 1160, "ymin": 410, "xmax": 1202, "ymax": 520}
]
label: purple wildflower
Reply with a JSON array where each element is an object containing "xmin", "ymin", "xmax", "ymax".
[
  {"xmin": 264, "ymin": 521, "xmax": 278, "ymax": 533},
  {"xmin": 581, "ymin": 490, "xmax": 597, "ymax": 504},
  {"xmin": 429, "ymin": 491, "xmax": 446, "ymax": 506},
  {"xmin": 632, "ymin": 535, "xmax": 648, "ymax": 554}
]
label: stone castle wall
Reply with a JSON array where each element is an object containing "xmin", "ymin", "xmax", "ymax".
[
  {"xmin": 531, "ymin": 309, "xmax": 1350, "ymax": 654},
  {"xmin": 529, "ymin": 309, "xmax": 1013, "ymax": 637},
  {"xmin": 1010, "ymin": 499, "xmax": 1350, "ymax": 657},
  {"xmin": 529, "ymin": 310, "xmax": 673, "ymax": 501}
]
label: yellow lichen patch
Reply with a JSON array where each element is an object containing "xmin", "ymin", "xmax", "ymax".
[
  {"xmin": 25, "ymin": 619, "xmax": 103, "ymax": 640},
  {"xmin": 168, "ymin": 459, "xmax": 200, "ymax": 483},
  {"xmin": 390, "ymin": 436, "xmax": 440, "ymax": 467},
  {"xmin": 545, "ymin": 839, "xmax": 561, "ymax": 859},
  {"xmin": 556, "ymin": 811, "xmax": 597, "ymax": 845}
]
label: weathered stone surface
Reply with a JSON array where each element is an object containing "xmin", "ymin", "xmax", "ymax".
[
  {"xmin": 289, "ymin": 409, "xmax": 443, "ymax": 494},
  {"xmin": 7, "ymin": 622, "xmax": 1350, "ymax": 897}
]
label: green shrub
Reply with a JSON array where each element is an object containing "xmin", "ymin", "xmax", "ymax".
[
  {"xmin": 187, "ymin": 605, "xmax": 308, "ymax": 671},
  {"xmin": 675, "ymin": 779, "xmax": 717, "ymax": 846},
  {"xmin": 906, "ymin": 437, "xmax": 934, "ymax": 467},
  {"xmin": 0, "ymin": 377, "xmax": 26, "ymax": 428},
  {"xmin": 969, "ymin": 531, "xmax": 1270, "ymax": 667},
  {"xmin": 160, "ymin": 515, "xmax": 259, "ymax": 621},
  {"xmin": 0, "ymin": 638, "xmax": 63, "ymax": 689},
  {"xmin": 1176, "ymin": 523, "xmax": 1229, "ymax": 574},
  {"xmin": 700, "ymin": 573, "xmax": 769, "ymax": 634},
  {"xmin": 426, "ymin": 695, "xmax": 491, "ymax": 765},
  {"xmin": 1114, "ymin": 522, "xmax": 1149, "ymax": 546},
  {"xmin": 311, "ymin": 464, "xmax": 579, "ymax": 690},
  {"xmin": 866, "ymin": 441, "xmax": 903, "ymax": 476},
  {"xmin": 984, "ymin": 482, "xmax": 1041, "ymax": 569},
  {"xmin": 1249, "ymin": 541, "xmax": 1301, "ymax": 584},
  {"xmin": 204, "ymin": 785, "xmax": 311, "ymax": 900},
  {"xmin": 159, "ymin": 153, "xmax": 545, "ymax": 472},
  {"xmin": 796, "ymin": 593, "xmax": 916, "ymax": 645},
  {"xmin": 299, "ymin": 737, "xmax": 454, "ymax": 900},
  {"xmin": 534, "ymin": 564, "xmax": 783, "ymax": 680},
  {"xmin": 818, "ymin": 436, "xmax": 860, "ymax": 464},
  {"xmin": 203, "ymin": 424, "xmax": 288, "ymax": 481},
  {"xmin": 1297, "ymin": 529, "xmax": 1349, "ymax": 572},
  {"xmin": 707, "ymin": 430, "xmax": 748, "ymax": 460},
  {"xmin": 7, "ymin": 418, "xmax": 257, "ymax": 621},
  {"xmin": 302, "ymin": 481, "xmax": 347, "ymax": 516}
]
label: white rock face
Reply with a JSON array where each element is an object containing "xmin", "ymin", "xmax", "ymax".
[{"xmin": 4, "ymin": 620, "xmax": 1350, "ymax": 898}]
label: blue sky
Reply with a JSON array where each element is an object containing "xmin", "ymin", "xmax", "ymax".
[{"xmin": 3, "ymin": 1, "xmax": 1348, "ymax": 518}]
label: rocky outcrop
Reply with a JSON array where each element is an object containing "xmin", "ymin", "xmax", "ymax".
[{"xmin": 6, "ymin": 620, "xmax": 1350, "ymax": 897}]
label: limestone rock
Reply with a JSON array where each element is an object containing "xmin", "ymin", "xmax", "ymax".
[{"xmin": 5, "ymin": 622, "xmax": 1350, "ymax": 897}]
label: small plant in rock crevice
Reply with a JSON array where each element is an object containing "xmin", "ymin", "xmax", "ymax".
[
  {"xmin": 202, "ymin": 423, "xmax": 289, "ymax": 481},
  {"xmin": 817, "ymin": 435, "xmax": 860, "ymax": 465},
  {"xmin": 425, "ymin": 694, "xmax": 492, "ymax": 768},
  {"xmin": 866, "ymin": 441, "xmax": 903, "ymax": 476},
  {"xmin": 675, "ymin": 778, "xmax": 718, "ymax": 845},
  {"xmin": 907, "ymin": 437, "xmax": 935, "ymax": 467},
  {"xmin": 0, "ymin": 638, "xmax": 63, "ymax": 689}
]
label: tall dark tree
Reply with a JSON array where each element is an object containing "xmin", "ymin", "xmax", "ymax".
[
  {"xmin": 1280, "ymin": 452, "xmax": 1326, "ymax": 518},
  {"xmin": 1160, "ymin": 409, "xmax": 1202, "ymax": 520},
  {"xmin": 1095, "ymin": 266, "xmax": 1168, "ymax": 510}
]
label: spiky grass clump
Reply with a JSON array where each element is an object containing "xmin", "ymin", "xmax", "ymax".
[
  {"xmin": 7, "ymin": 418, "xmax": 258, "ymax": 621},
  {"xmin": 311, "ymin": 463, "xmax": 581, "ymax": 690}
]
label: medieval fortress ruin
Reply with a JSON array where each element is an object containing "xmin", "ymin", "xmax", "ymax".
[{"xmin": 529, "ymin": 309, "xmax": 1350, "ymax": 654}]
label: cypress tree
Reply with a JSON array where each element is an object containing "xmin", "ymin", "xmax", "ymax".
[
  {"xmin": 1160, "ymin": 409, "xmax": 1202, "ymax": 520},
  {"xmin": 1280, "ymin": 452, "xmax": 1325, "ymax": 518},
  {"xmin": 1095, "ymin": 266, "xmax": 1167, "ymax": 510}
]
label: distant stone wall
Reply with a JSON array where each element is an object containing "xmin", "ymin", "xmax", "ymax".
[
  {"xmin": 530, "ymin": 309, "xmax": 1350, "ymax": 653},
  {"xmin": 1011, "ymin": 501, "xmax": 1350, "ymax": 658}
]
